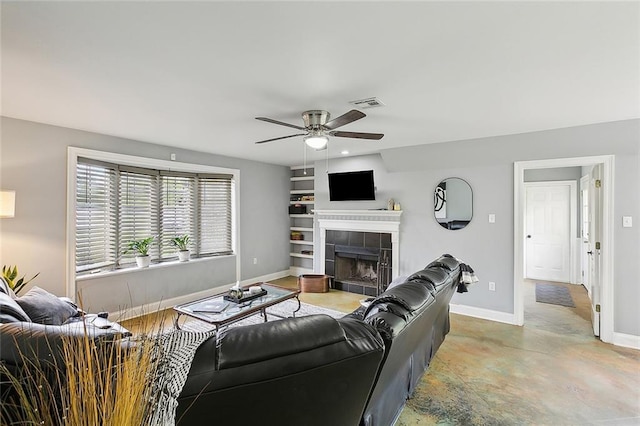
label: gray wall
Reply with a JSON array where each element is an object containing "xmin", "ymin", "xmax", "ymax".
[
  {"xmin": 317, "ymin": 120, "xmax": 639, "ymax": 336},
  {"xmin": 0, "ymin": 117, "xmax": 290, "ymax": 313}
]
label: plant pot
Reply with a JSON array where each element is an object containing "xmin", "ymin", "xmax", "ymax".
[
  {"xmin": 136, "ymin": 255, "xmax": 151, "ymax": 268},
  {"xmin": 178, "ymin": 250, "xmax": 190, "ymax": 262}
]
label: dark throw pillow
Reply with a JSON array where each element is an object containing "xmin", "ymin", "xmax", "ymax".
[
  {"xmin": 16, "ymin": 286, "xmax": 78, "ymax": 325},
  {"xmin": 0, "ymin": 292, "xmax": 31, "ymax": 323}
]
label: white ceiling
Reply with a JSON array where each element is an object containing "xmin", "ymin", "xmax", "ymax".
[{"xmin": 2, "ymin": 1, "xmax": 638, "ymax": 166}]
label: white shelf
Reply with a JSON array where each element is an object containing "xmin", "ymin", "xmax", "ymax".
[
  {"xmin": 290, "ymin": 240, "xmax": 314, "ymax": 245},
  {"xmin": 290, "ymin": 165, "xmax": 315, "ymax": 271},
  {"xmin": 290, "ymin": 176, "xmax": 314, "ymax": 182},
  {"xmin": 290, "ymin": 253, "xmax": 314, "ymax": 259}
]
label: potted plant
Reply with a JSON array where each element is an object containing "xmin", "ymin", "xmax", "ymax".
[
  {"xmin": 1, "ymin": 265, "xmax": 40, "ymax": 295},
  {"xmin": 125, "ymin": 236, "xmax": 154, "ymax": 268},
  {"xmin": 171, "ymin": 235, "xmax": 191, "ymax": 262}
]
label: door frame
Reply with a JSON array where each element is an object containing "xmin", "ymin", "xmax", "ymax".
[
  {"xmin": 514, "ymin": 155, "xmax": 615, "ymax": 343},
  {"xmin": 579, "ymin": 175, "xmax": 591, "ymax": 294},
  {"xmin": 524, "ymin": 180, "xmax": 577, "ymax": 283}
]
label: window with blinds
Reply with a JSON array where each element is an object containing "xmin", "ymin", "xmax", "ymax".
[
  {"xmin": 75, "ymin": 158, "xmax": 234, "ymax": 274},
  {"xmin": 76, "ymin": 161, "xmax": 117, "ymax": 272}
]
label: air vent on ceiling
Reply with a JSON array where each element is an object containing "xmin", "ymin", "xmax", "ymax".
[{"xmin": 349, "ymin": 97, "xmax": 385, "ymax": 109}]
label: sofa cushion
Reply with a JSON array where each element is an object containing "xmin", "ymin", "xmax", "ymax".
[
  {"xmin": 365, "ymin": 282, "xmax": 434, "ymax": 316},
  {"xmin": 15, "ymin": 286, "xmax": 77, "ymax": 325},
  {"xmin": 0, "ymin": 292, "xmax": 31, "ymax": 323},
  {"xmin": 407, "ymin": 268, "xmax": 448, "ymax": 289},
  {"xmin": 426, "ymin": 254, "xmax": 459, "ymax": 272},
  {"xmin": 217, "ymin": 315, "xmax": 347, "ymax": 370}
]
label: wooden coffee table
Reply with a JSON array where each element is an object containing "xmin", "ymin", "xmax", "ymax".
[{"xmin": 173, "ymin": 283, "xmax": 301, "ymax": 333}]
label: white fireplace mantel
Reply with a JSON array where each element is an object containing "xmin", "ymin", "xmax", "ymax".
[{"xmin": 315, "ymin": 210, "xmax": 402, "ymax": 280}]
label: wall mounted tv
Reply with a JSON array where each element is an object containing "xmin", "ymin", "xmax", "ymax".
[{"xmin": 328, "ymin": 170, "xmax": 376, "ymax": 201}]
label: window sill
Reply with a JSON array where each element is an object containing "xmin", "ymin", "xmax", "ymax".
[{"xmin": 76, "ymin": 254, "xmax": 235, "ymax": 282}]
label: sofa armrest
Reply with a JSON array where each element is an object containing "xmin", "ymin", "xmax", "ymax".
[{"xmin": 0, "ymin": 321, "xmax": 126, "ymax": 366}]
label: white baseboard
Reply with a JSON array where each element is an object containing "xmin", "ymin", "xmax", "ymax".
[
  {"xmin": 450, "ymin": 303, "xmax": 517, "ymax": 325},
  {"xmin": 451, "ymin": 304, "xmax": 640, "ymax": 351},
  {"xmin": 611, "ymin": 332, "xmax": 640, "ymax": 350},
  {"xmin": 289, "ymin": 266, "xmax": 313, "ymax": 276},
  {"xmin": 110, "ymin": 269, "xmax": 291, "ymax": 321}
]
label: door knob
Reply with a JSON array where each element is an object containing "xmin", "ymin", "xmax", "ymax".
[
  {"xmin": 526, "ymin": 235, "xmax": 532, "ymax": 239},
  {"xmin": 587, "ymin": 251, "xmax": 593, "ymax": 255}
]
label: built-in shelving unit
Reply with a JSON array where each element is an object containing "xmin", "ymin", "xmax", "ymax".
[{"xmin": 289, "ymin": 165, "xmax": 315, "ymax": 275}]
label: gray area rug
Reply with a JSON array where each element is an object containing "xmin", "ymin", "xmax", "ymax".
[
  {"xmin": 535, "ymin": 283, "xmax": 575, "ymax": 308},
  {"xmin": 181, "ymin": 299, "xmax": 344, "ymax": 333}
]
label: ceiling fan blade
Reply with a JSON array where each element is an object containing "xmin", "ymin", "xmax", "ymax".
[
  {"xmin": 329, "ymin": 131, "xmax": 384, "ymax": 140},
  {"xmin": 323, "ymin": 110, "xmax": 366, "ymax": 130},
  {"xmin": 255, "ymin": 133, "xmax": 307, "ymax": 144},
  {"xmin": 256, "ymin": 117, "xmax": 306, "ymax": 131}
]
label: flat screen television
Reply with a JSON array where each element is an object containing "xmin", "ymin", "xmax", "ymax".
[{"xmin": 328, "ymin": 170, "xmax": 375, "ymax": 201}]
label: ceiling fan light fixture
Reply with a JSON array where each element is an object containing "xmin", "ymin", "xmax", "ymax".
[{"xmin": 304, "ymin": 134, "xmax": 329, "ymax": 149}]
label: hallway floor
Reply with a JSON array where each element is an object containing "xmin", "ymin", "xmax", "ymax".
[{"xmin": 272, "ymin": 277, "xmax": 640, "ymax": 425}]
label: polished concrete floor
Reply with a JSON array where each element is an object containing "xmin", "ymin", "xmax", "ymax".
[
  {"xmin": 274, "ymin": 277, "xmax": 640, "ymax": 425},
  {"xmin": 123, "ymin": 278, "xmax": 640, "ymax": 425}
]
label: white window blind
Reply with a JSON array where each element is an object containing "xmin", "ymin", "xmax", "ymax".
[
  {"xmin": 118, "ymin": 167, "xmax": 160, "ymax": 264},
  {"xmin": 160, "ymin": 173, "xmax": 195, "ymax": 258},
  {"xmin": 75, "ymin": 158, "xmax": 234, "ymax": 274},
  {"xmin": 198, "ymin": 175, "xmax": 233, "ymax": 255},
  {"xmin": 75, "ymin": 161, "xmax": 117, "ymax": 272}
]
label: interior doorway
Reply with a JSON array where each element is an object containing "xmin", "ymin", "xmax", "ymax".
[
  {"xmin": 524, "ymin": 181, "xmax": 576, "ymax": 283},
  {"xmin": 514, "ymin": 155, "xmax": 615, "ymax": 343}
]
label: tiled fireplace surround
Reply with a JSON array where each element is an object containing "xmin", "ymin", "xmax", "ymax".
[{"xmin": 316, "ymin": 210, "xmax": 402, "ymax": 296}]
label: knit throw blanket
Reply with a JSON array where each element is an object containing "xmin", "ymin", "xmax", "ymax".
[
  {"xmin": 146, "ymin": 329, "xmax": 216, "ymax": 425},
  {"xmin": 457, "ymin": 263, "xmax": 479, "ymax": 293}
]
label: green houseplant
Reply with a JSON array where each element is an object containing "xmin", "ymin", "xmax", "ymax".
[
  {"xmin": 170, "ymin": 235, "xmax": 190, "ymax": 262},
  {"xmin": 1, "ymin": 265, "xmax": 40, "ymax": 295},
  {"xmin": 124, "ymin": 236, "xmax": 154, "ymax": 268}
]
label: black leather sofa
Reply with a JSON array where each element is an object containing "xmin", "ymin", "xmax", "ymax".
[
  {"xmin": 176, "ymin": 315, "xmax": 385, "ymax": 426},
  {"xmin": 177, "ymin": 254, "xmax": 463, "ymax": 426},
  {"xmin": 1, "ymin": 254, "xmax": 465, "ymax": 426},
  {"xmin": 352, "ymin": 254, "xmax": 462, "ymax": 426}
]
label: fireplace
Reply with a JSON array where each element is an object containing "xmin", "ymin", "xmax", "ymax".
[
  {"xmin": 325, "ymin": 233, "xmax": 392, "ymax": 296},
  {"xmin": 316, "ymin": 210, "xmax": 402, "ymax": 296}
]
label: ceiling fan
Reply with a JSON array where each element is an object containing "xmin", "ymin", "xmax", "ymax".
[{"xmin": 254, "ymin": 109, "xmax": 384, "ymax": 150}]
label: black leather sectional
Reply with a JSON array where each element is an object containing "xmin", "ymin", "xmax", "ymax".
[
  {"xmin": 177, "ymin": 254, "xmax": 463, "ymax": 425},
  {"xmin": 0, "ymin": 254, "xmax": 464, "ymax": 426}
]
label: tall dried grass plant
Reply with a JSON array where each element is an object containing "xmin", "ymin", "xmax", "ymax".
[{"xmin": 0, "ymin": 311, "xmax": 168, "ymax": 425}]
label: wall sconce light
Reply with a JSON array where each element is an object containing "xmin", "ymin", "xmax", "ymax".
[{"xmin": 0, "ymin": 190, "xmax": 16, "ymax": 218}]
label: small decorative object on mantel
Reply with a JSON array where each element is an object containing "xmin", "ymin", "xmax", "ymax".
[{"xmin": 387, "ymin": 198, "xmax": 395, "ymax": 211}]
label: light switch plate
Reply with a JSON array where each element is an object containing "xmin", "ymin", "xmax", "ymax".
[
  {"xmin": 488, "ymin": 214, "xmax": 496, "ymax": 223},
  {"xmin": 622, "ymin": 216, "xmax": 632, "ymax": 227}
]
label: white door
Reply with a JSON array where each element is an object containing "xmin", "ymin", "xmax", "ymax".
[
  {"xmin": 525, "ymin": 182, "xmax": 574, "ymax": 282},
  {"xmin": 580, "ymin": 175, "xmax": 591, "ymax": 292},
  {"xmin": 589, "ymin": 165, "xmax": 603, "ymax": 337}
]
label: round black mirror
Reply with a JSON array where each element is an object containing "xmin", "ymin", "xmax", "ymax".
[{"xmin": 434, "ymin": 178, "xmax": 473, "ymax": 230}]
